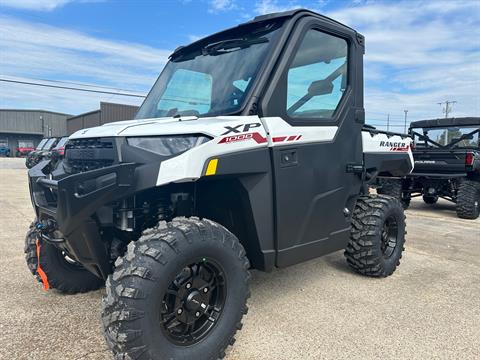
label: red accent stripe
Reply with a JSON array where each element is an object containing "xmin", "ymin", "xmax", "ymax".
[
  {"xmin": 273, "ymin": 136, "xmax": 287, "ymax": 142},
  {"xmin": 251, "ymin": 133, "xmax": 268, "ymax": 144},
  {"xmin": 287, "ymin": 135, "xmax": 297, "ymax": 141},
  {"xmin": 391, "ymin": 147, "xmax": 409, "ymax": 152},
  {"xmin": 296, "ymin": 135, "xmax": 302, "ymax": 140}
]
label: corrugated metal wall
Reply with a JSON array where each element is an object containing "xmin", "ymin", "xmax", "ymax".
[
  {"xmin": 66, "ymin": 102, "xmax": 139, "ymax": 135},
  {"xmin": 0, "ymin": 110, "xmax": 69, "ymax": 136},
  {"xmin": 100, "ymin": 102, "xmax": 138, "ymax": 124},
  {"xmin": 0, "ymin": 110, "xmax": 70, "ymax": 155},
  {"xmin": 66, "ymin": 110, "xmax": 101, "ymax": 135}
]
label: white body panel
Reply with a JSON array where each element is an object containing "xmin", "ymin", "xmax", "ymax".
[
  {"xmin": 362, "ymin": 131, "xmax": 414, "ymax": 171},
  {"xmin": 261, "ymin": 117, "xmax": 338, "ymax": 146},
  {"xmin": 70, "ymin": 116, "xmax": 414, "ymax": 185}
]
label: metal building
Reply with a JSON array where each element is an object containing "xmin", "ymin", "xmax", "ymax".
[
  {"xmin": 0, "ymin": 109, "xmax": 71, "ymax": 156},
  {"xmin": 67, "ymin": 102, "xmax": 139, "ymax": 135}
]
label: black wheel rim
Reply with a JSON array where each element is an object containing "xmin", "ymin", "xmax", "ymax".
[
  {"xmin": 381, "ymin": 216, "xmax": 399, "ymax": 259},
  {"xmin": 160, "ymin": 259, "xmax": 226, "ymax": 345}
]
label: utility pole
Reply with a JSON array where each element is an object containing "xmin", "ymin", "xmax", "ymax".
[
  {"xmin": 437, "ymin": 100, "xmax": 457, "ymax": 118},
  {"xmin": 437, "ymin": 100, "xmax": 457, "ymax": 145},
  {"xmin": 387, "ymin": 114, "xmax": 390, "ymax": 131},
  {"xmin": 403, "ymin": 110, "xmax": 408, "ymax": 133}
]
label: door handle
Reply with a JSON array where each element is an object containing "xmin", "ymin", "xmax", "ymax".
[{"xmin": 280, "ymin": 149, "xmax": 297, "ymax": 167}]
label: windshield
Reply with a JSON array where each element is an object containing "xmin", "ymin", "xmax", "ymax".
[
  {"xmin": 36, "ymin": 139, "xmax": 48, "ymax": 150},
  {"xmin": 136, "ymin": 21, "xmax": 283, "ymax": 119},
  {"xmin": 412, "ymin": 126, "xmax": 480, "ymax": 149},
  {"xmin": 43, "ymin": 138, "xmax": 57, "ymax": 150},
  {"xmin": 54, "ymin": 137, "xmax": 69, "ymax": 149}
]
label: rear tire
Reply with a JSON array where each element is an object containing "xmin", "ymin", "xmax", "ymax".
[
  {"xmin": 456, "ymin": 180, "xmax": 480, "ymax": 219},
  {"xmin": 102, "ymin": 217, "xmax": 250, "ymax": 360},
  {"xmin": 24, "ymin": 222, "xmax": 104, "ymax": 293},
  {"xmin": 423, "ymin": 195, "xmax": 438, "ymax": 205},
  {"xmin": 345, "ymin": 194, "xmax": 406, "ymax": 277},
  {"xmin": 377, "ymin": 179, "xmax": 410, "ymax": 209}
]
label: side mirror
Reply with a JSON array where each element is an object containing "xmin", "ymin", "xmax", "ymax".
[{"xmin": 308, "ymin": 79, "xmax": 333, "ymax": 96}]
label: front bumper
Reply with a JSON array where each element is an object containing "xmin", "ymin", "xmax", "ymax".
[{"xmin": 29, "ymin": 160, "xmax": 137, "ymax": 278}]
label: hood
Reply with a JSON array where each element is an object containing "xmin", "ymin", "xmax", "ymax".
[{"xmin": 69, "ymin": 116, "xmax": 262, "ymax": 140}]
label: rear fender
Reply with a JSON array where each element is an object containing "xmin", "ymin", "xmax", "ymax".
[{"xmin": 362, "ymin": 131, "xmax": 414, "ymax": 177}]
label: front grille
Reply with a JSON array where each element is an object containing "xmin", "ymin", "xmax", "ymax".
[{"xmin": 64, "ymin": 138, "xmax": 116, "ymax": 174}]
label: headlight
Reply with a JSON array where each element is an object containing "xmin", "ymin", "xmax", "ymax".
[{"xmin": 127, "ymin": 135, "xmax": 211, "ymax": 156}]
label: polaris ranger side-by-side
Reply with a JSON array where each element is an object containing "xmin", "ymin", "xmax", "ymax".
[
  {"xmin": 25, "ymin": 137, "xmax": 60, "ymax": 169},
  {"xmin": 378, "ymin": 117, "xmax": 480, "ymax": 219},
  {"xmin": 26, "ymin": 10, "xmax": 414, "ymax": 360}
]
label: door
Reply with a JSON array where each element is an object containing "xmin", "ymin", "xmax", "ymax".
[{"xmin": 260, "ymin": 17, "xmax": 365, "ymax": 267}]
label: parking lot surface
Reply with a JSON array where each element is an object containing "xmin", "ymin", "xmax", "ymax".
[{"xmin": 0, "ymin": 157, "xmax": 478, "ymax": 360}]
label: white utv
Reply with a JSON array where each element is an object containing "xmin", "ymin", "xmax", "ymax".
[{"xmin": 26, "ymin": 9, "xmax": 414, "ymax": 360}]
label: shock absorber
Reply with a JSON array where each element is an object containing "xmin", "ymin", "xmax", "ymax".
[{"xmin": 115, "ymin": 197, "xmax": 136, "ymax": 232}]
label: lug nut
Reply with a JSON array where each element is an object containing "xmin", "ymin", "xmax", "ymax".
[
  {"xmin": 186, "ymin": 283, "xmax": 192, "ymax": 289},
  {"xmin": 195, "ymin": 312, "xmax": 200, "ymax": 317},
  {"xmin": 203, "ymin": 287, "xmax": 208, "ymax": 293},
  {"xmin": 177, "ymin": 308, "xmax": 183, "ymax": 315}
]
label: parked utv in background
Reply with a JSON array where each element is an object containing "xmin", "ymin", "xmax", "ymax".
[
  {"xmin": 0, "ymin": 144, "xmax": 10, "ymax": 157},
  {"xmin": 25, "ymin": 137, "xmax": 59, "ymax": 169},
  {"xmin": 16, "ymin": 146, "xmax": 35, "ymax": 157},
  {"xmin": 26, "ymin": 9, "xmax": 414, "ymax": 360},
  {"xmin": 16, "ymin": 140, "xmax": 35, "ymax": 157},
  {"xmin": 49, "ymin": 137, "xmax": 69, "ymax": 163},
  {"xmin": 378, "ymin": 117, "xmax": 480, "ymax": 219}
]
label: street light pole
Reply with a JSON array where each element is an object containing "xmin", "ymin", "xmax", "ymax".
[{"xmin": 40, "ymin": 115, "xmax": 44, "ymax": 136}]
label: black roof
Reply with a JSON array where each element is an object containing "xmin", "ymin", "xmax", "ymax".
[
  {"xmin": 410, "ymin": 117, "xmax": 480, "ymax": 129},
  {"xmin": 171, "ymin": 8, "xmax": 359, "ymax": 58},
  {"xmin": 248, "ymin": 9, "xmax": 356, "ymax": 31}
]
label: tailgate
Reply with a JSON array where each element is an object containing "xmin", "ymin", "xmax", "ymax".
[{"xmin": 412, "ymin": 150, "xmax": 466, "ymax": 174}]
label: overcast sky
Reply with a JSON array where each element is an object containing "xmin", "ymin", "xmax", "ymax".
[{"xmin": 0, "ymin": 0, "xmax": 479, "ymax": 129}]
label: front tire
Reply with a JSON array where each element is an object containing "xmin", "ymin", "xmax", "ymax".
[
  {"xmin": 456, "ymin": 180, "xmax": 480, "ymax": 219},
  {"xmin": 24, "ymin": 223, "xmax": 104, "ymax": 293},
  {"xmin": 102, "ymin": 217, "xmax": 251, "ymax": 360},
  {"xmin": 24, "ymin": 222, "xmax": 40, "ymax": 279},
  {"xmin": 345, "ymin": 194, "xmax": 406, "ymax": 277}
]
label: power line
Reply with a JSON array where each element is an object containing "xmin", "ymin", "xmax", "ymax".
[
  {"xmin": 0, "ymin": 78, "xmax": 146, "ymax": 98},
  {"xmin": 29, "ymin": 76, "xmax": 146, "ymax": 93}
]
